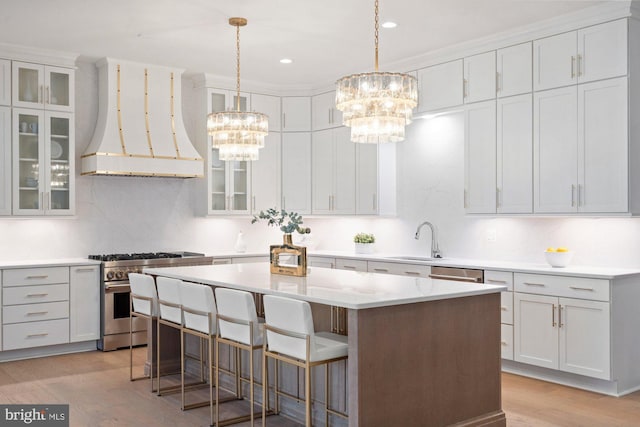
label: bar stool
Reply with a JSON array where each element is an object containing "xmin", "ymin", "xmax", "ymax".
[
  {"xmin": 128, "ymin": 273, "xmax": 158, "ymax": 392},
  {"xmin": 214, "ymin": 288, "xmax": 265, "ymax": 426},
  {"xmin": 180, "ymin": 281, "xmax": 220, "ymax": 425},
  {"xmin": 262, "ymin": 295, "xmax": 348, "ymax": 427}
]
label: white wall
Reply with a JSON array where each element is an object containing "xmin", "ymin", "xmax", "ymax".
[{"xmin": 1, "ymin": 62, "xmax": 640, "ymax": 268}]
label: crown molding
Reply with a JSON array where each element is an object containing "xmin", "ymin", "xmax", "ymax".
[{"xmin": 0, "ymin": 42, "xmax": 78, "ymax": 68}]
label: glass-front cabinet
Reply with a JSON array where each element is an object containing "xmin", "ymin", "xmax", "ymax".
[
  {"xmin": 207, "ymin": 88, "xmax": 251, "ymax": 215},
  {"xmin": 12, "ymin": 108, "xmax": 74, "ymax": 215},
  {"xmin": 12, "ymin": 62, "xmax": 74, "ymax": 112}
]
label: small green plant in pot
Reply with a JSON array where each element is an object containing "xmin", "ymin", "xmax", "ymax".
[{"xmin": 354, "ymin": 233, "xmax": 375, "ymax": 254}]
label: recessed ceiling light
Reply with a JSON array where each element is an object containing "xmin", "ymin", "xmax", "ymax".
[
  {"xmin": 280, "ymin": 58, "xmax": 293, "ymax": 64},
  {"xmin": 381, "ymin": 21, "xmax": 397, "ymax": 29}
]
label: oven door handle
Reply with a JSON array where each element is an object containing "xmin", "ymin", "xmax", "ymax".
[{"xmin": 105, "ymin": 284, "xmax": 131, "ymax": 293}]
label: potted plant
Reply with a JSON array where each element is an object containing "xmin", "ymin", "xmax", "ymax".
[{"xmin": 354, "ymin": 232, "xmax": 375, "ymax": 254}]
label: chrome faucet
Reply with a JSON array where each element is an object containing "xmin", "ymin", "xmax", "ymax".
[{"xmin": 415, "ymin": 221, "xmax": 442, "ymax": 258}]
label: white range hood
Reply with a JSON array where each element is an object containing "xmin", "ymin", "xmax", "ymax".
[{"xmin": 82, "ymin": 58, "xmax": 203, "ymax": 178}]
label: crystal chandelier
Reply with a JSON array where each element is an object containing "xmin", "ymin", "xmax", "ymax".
[
  {"xmin": 207, "ymin": 18, "xmax": 268, "ymax": 161},
  {"xmin": 335, "ymin": 0, "xmax": 417, "ymax": 144}
]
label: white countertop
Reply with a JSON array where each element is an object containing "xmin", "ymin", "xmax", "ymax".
[
  {"xmin": 143, "ymin": 262, "xmax": 506, "ymax": 309},
  {"xmin": 0, "ymin": 258, "xmax": 101, "ymax": 269}
]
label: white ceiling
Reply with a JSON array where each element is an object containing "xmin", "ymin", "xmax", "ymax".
[{"xmin": 0, "ymin": 0, "xmax": 608, "ymax": 89}]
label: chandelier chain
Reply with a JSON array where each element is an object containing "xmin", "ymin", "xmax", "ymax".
[
  {"xmin": 374, "ymin": 0, "xmax": 379, "ymax": 71},
  {"xmin": 236, "ymin": 23, "xmax": 241, "ymax": 111}
]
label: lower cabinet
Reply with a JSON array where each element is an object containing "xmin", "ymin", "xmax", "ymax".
[
  {"xmin": 308, "ymin": 256, "xmax": 335, "ymax": 269},
  {"xmin": 485, "ymin": 270, "xmax": 514, "ymax": 360},
  {"xmin": 367, "ymin": 261, "xmax": 430, "ymax": 278},
  {"xmin": 69, "ymin": 265, "xmax": 100, "ymax": 343},
  {"xmin": 514, "ymin": 273, "xmax": 611, "ymax": 380},
  {"xmin": 335, "ymin": 258, "xmax": 368, "ymax": 272}
]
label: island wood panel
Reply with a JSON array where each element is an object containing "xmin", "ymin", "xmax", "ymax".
[{"xmin": 348, "ymin": 293, "xmax": 505, "ymax": 427}]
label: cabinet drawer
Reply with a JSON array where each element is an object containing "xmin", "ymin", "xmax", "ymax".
[
  {"xmin": 501, "ymin": 324, "xmax": 514, "ymax": 360},
  {"xmin": 485, "ymin": 270, "xmax": 513, "ymax": 291},
  {"xmin": 335, "ymin": 258, "xmax": 368, "ymax": 272},
  {"xmin": 3, "ymin": 318, "xmax": 69, "ymax": 351},
  {"xmin": 3, "ymin": 283, "xmax": 69, "ymax": 305},
  {"xmin": 515, "ymin": 273, "xmax": 609, "ymax": 302},
  {"xmin": 367, "ymin": 261, "xmax": 430, "ymax": 277},
  {"xmin": 308, "ymin": 256, "xmax": 335, "ymax": 269},
  {"xmin": 501, "ymin": 291, "xmax": 514, "ymax": 325},
  {"xmin": 3, "ymin": 301, "xmax": 69, "ymax": 324},
  {"xmin": 3, "ymin": 267, "xmax": 69, "ymax": 286}
]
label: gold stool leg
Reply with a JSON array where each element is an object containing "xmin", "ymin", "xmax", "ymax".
[{"xmin": 305, "ymin": 363, "xmax": 311, "ymax": 427}]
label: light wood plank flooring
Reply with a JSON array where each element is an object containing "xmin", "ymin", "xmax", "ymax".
[{"xmin": 1, "ymin": 348, "xmax": 640, "ymax": 426}]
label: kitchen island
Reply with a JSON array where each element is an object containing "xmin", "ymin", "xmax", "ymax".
[{"xmin": 144, "ymin": 262, "xmax": 507, "ymax": 427}]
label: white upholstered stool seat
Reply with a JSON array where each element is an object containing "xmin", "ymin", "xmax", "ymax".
[
  {"xmin": 128, "ymin": 273, "xmax": 159, "ymax": 392},
  {"xmin": 214, "ymin": 288, "xmax": 267, "ymax": 426},
  {"xmin": 262, "ymin": 294, "xmax": 349, "ymax": 426}
]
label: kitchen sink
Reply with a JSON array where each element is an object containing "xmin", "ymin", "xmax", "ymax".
[{"xmin": 384, "ymin": 256, "xmax": 442, "ymax": 262}]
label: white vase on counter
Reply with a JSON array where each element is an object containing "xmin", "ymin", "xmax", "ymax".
[
  {"xmin": 355, "ymin": 243, "xmax": 374, "ymax": 254},
  {"xmin": 234, "ymin": 231, "xmax": 247, "ymax": 253}
]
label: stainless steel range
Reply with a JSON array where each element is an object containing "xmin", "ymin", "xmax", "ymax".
[{"xmin": 89, "ymin": 252, "xmax": 213, "ymax": 351}]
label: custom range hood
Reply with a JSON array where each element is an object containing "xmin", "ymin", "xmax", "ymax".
[{"xmin": 82, "ymin": 58, "xmax": 203, "ymax": 177}]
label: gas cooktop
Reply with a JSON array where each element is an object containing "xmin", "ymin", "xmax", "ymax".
[{"xmin": 88, "ymin": 251, "xmax": 204, "ymax": 262}]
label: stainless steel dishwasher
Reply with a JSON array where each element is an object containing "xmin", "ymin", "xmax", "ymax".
[{"xmin": 428, "ymin": 266, "xmax": 484, "ymax": 283}]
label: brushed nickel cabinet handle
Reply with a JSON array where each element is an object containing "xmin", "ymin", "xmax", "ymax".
[
  {"xmin": 571, "ymin": 56, "xmax": 576, "ymax": 79},
  {"xmin": 523, "ymin": 282, "xmax": 545, "ymax": 287},
  {"xmin": 74, "ymin": 268, "xmax": 95, "ymax": 272},
  {"xmin": 559, "ymin": 304, "xmax": 564, "ymax": 328},
  {"xmin": 487, "ymin": 279, "xmax": 507, "ymax": 284},
  {"xmin": 571, "ymin": 185, "xmax": 576, "ymax": 207},
  {"xmin": 27, "ymin": 275, "xmax": 48, "ymax": 280},
  {"xmin": 404, "ymin": 271, "xmax": 421, "ymax": 276},
  {"xmin": 342, "ymin": 265, "xmax": 357, "ymax": 269},
  {"xmin": 39, "ymin": 85, "xmax": 43, "ymax": 103},
  {"xmin": 283, "ymin": 113, "xmax": 286, "ymax": 129},
  {"xmin": 373, "ymin": 268, "xmax": 388, "ymax": 273},
  {"xmin": 552, "ymin": 304, "xmax": 556, "ymax": 327},
  {"xmin": 569, "ymin": 286, "xmax": 594, "ymax": 291},
  {"xmin": 463, "ymin": 79, "xmax": 468, "ymax": 98},
  {"xmin": 501, "ymin": 341, "xmax": 508, "ymax": 346},
  {"xmin": 27, "ymin": 311, "xmax": 48, "ymax": 316},
  {"xmin": 27, "ymin": 293, "xmax": 48, "ymax": 297},
  {"xmin": 577, "ymin": 54, "xmax": 583, "ymax": 77},
  {"xmin": 28, "ymin": 333, "xmax": 49, "ymax": 338},
  {"xmin": 496, "ymin": 71, "xmax": 500, "ymax": 92},
  {"xmin": 501, "ymin": 306, "xmax": 508, "ymax": 311}
]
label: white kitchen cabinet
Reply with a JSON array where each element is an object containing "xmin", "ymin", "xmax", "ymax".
[
  {"xmin": 308, "ymin": 256, "xmax": 335, "ymax": 269},
  {"xmin": 501, "ymin": 324, "xmax": 514, "ymax": 361},
  {"xmin": 12, "ymin": 108, "xmax": 75, "ymax": 216},
  {"xmin": 463, "ymin": 51, "xmax": 496, "ymax": 104},
  {"xmin": 533, "ymin": 86, "xmax": 578, "ymax": 213},
  {"xmin": 251, "ymin": 132, "xmax": 281, "ymax": 213},
  {"xmin": 312, "ymin": 91, "xmax": 342, "ymax": 131},
  {"xmin": 464, "ymin": 100, "xmax": 496, "ymax": 213},
  {"xmin": 417, "ymin": 59, "xmax": 464, "ymax": 112},
  {"xmin": 533, "ymin": 19, "xmax": 627, "ymax": 91},
  {"xmin": 0, "ymin": 106, "xmax": 10, "ymax": 215},
  {"xmin": 367, "ymin": 261, "xmax": 430, "ymax": 278},
  {"xmin": 514, "ymin": 292, "xmax": 559, "ymax": 369},
  {"xmin": 485, "ymin": 270, "xmax": 514, "ymax": 360},
  {"xmin": 12, "ymin": 62, "xmax": 74, "ymax": 112},
  {"xmin": 209, "ymin": 88, "xmax": 250, "ymax": 113},
  {"xmin": 497, "ymin": 42, "xmax": 532, "ymax": 98},
  {"xmin": 251, "ymin": 93, "xmax": 281, "ymax": 132},
  {"xmin": 497, "ymin": 94, "xmax": 532, "ymax": 213},
  {"xmin": 356, "ymin": 143, "xmax": 396, "ymax": 215},
  {"xmin": 335, "ymin": 258, "xmax": 368, "ymax": 272},
  {"xmin": 534, "ymin": 78, "xmax": 628, "ymax": 214},
  {"xmin": 281, "ymin": 132, "xmax": 311, "ymax": 214},
  {"xmin": 69, "ymin": 265, "xmax": 100, "ymax": 343},
  {"xmin": 312, "ymin": 127, "xmax": 355, "ymax": 214},
  {"xmin": 209, "ymin": 149, "xmax": 251, "ymax": 214},
  {"xmin": 0, "ymin": 59, "xmax": 10, "ymax": 106},
  {"xmin": 281, "ymin": 96, "xmax": 311, "ymax": 132}
]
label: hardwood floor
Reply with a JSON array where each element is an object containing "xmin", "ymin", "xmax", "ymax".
[{"xmin": 1, "ymin": 348, "xmax": 640, "ymax": 426}]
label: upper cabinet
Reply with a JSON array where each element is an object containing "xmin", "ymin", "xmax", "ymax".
[
  {"xmin": 251, "ymin": 131, "xmax": 281, "ymax": 213},
  {"xmin": 312, "ymin": 127, "xmax": 355, "ymax": 214},
  {"xmin": 533, "ymin": 19, "xmax": 627, "ymax": 91},
  {"xmin": 356, "ymin": 143, "xmax": 396, "ymax": 216},
  {"xmin": 463, "ymin": 51, "xmax": 496, "ymax": 104},
  {"xmin": 282, "ymin": 96, "xmax": 311, "ymax": 132},
  {"xmin": 497, "ymin": 42, "xmax": 532, "ymax": 98},
  {"xmin": 464, "ymin": 100, "xmax": 497, "ymax": 214},
  {"xmin": 210, "ymin": 88, "xmax": 250, "ymax": 113},
  {"xmin": 0, "ymin": 106, "xmax": 10, "ymax": 215},
  {"xmin": 312, "ymin": 91, "xmax": 343, "ymax": 131},
  {"xmin": 417, "ymin": 59, "xmax": 464, "ymax": 113},
  {"xmin": 0, "ymin": 59, "xmax": 10, "ymax": 106},
  {"xmin": 12, "ymin": 62, "xmax": 74, "ymax": 112},
  {"xmin": 281, "ymin": 132, "xmax": 312, "ymax": 214},
  {"xmin": 251, "ymin": 93, "xmax": 281, "ymax": 132}
]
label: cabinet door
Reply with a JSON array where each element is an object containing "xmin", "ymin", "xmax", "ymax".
[
  {"xmin": 12, "ymin": 62, "xmax": 44, "ymax": 109},
  {"xmin": 333, "ymin": 127, "xmax": 355, "ymax": 214},
  {"xmin": 282, "ymin": 132, "xmax": 311, "ymax": 213},
  {"xmin": 533, "ymin": 31, "xmax": 577, "ymax": 91},
  {"xmin": 229, "ymin": 159, "xmax": 250, "ymax": 213},
  {"xmin": 497, "ymin": 42, "xmax": 532, "ymax": 98},
  {"xmin": 464, "ymin": 51, "xmax": 496, "ymax": 103},
  {"xmin": 558, "ymin": 298, "xmax": 610, "ymax": 380},
  {"xmin": 514, "ymin": 293, "xmax": 558, "ymax": 370},
  {"xmin": 282, "ymin": 97, "xmax": 311, "ymax": 131},
  {"xmin": 13, "ymin": 108, "xmax": 45, "ymax": 215},
  {"xmin": 464, "ymin": 100, "xmax": 496, "ymax": 213},
  {"xmin": 578, "ymin": 77, "xmax": 628, "ymax": 213},
  {"xmin": 312, "ymin": 129, "xmax": 333, "ymax": 213},
  {"xmin": 209, "ymin": 88, "xmax": 250, "ymax": 113},
  {"xmin": 45, "ymin": 111, "xmax": 75, "ymax": 215},
  {"xmin": 533, "ymin": 86, "xmax": 578, "ymax": 213},
  {"xmin": 577, "ymin": 19, "xmax": 627, "ymax": 84},
  {"xmin": 0, "ymin": 59, "xmax": 10, "ymax": 106},
  {"xmin": 44, "ymin": 66, "xmax": 74, "ymax": 112},
  {"xmin": 70, "ymin": 266, "xmax": 100, "ymax": 342},
  {"xmin": 251, "ymin": 93, "xmax": 281, "ymax": 132},
  {"xmin": 312, "ymin": 91, "xmax": 341, "ymax": 131},
  {"xmin": 251, "ymin": 132, "xmax": 281, "ymax": 213},
  {"xmin": 356, "ymin": 143, "xmax": 378, "ymax": 215},
  {"xmin": 501, "ymin": 324, "xmax": 514, "ymax": 360},
  {"xmin": 417, "ymin": 59, "xmax": 463, "ymax": 112},
  {"xmin": 497, "ymin": 94, "xmax": 532, "ymax": 213},
  {"xmin": 0, "ymin": 106, "xmax": 10, "ymax": 215},
  {"xmin": 209, "ymin": 148, "xmax": 227, "ymax": 212}
]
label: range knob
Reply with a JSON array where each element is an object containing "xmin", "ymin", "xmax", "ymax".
[
  {"xmin": 116, "ymin": 270, "xmax": 125, "ymax": 280},
  {"xmin": 106, "ymin": 271, "xmax": 115, "ymax": 280}
]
